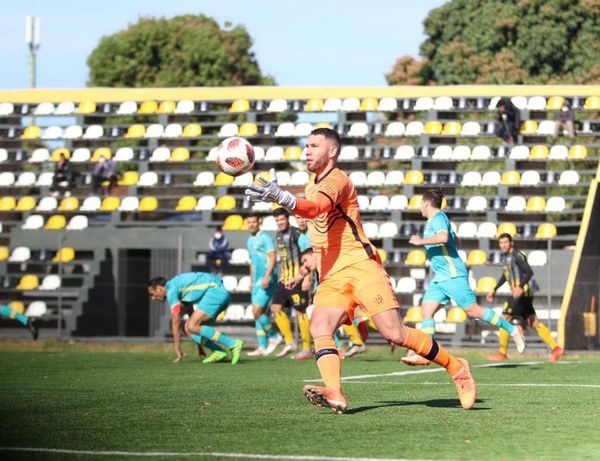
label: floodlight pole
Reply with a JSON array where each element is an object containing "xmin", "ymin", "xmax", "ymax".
[
  {"xmin": 546, "ymin": 238, "xmax": 552, "ymax": 330},
  {"xmin": 25, "ymin": 16, "xmax": 41, "ymax": 125}
]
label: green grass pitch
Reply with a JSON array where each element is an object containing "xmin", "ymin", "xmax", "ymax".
[{"xmin": 1, "ymin": 340, "xmax": 600, "ymax": 461}]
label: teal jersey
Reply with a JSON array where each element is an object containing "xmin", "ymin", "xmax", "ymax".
[
  {"xmin": 298, "ymin": 231, "xmax": 311, "ymax": 251},
  {"xmin": 165, "ymin": 272, "xmax": 223, "ymax": 312},
  {"xmin": 247, "ymin": 231, "xmax": 277, "ymax": 284},
  {"xmin": 423, "ymin": 211, "xmax": 467, "ymax": 282}
]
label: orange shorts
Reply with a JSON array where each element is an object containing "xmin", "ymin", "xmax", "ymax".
[{"xmin": 314, "ymin": 258, "xmax": 398, "ymax": 322}]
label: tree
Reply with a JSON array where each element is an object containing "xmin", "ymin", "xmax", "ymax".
[
  {"xmin": 87, "ymin": 15, "xmax": 274, "ymax": 87},
  {"xmin": 387, "ymin": 0, "xmax": 600, "ymax": 85}
]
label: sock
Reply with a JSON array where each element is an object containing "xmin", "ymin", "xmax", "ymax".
[
  {"xmin": 333, "ymin": 332, "xmax": 343, "ymax": 348},
  {"xmin": 498, "ymin": 328, "xmax": 510, "ymax": 355},
  {"xmin": 314, "ymin": 336, "xmax": 341, "ymax": 390},
  {"xmin": 0, "ymin": 305, "xmax": 28, "ymax": 327},
  {"xmin": 420, "ymin": 318, "xmax": 436, "ymax": 337},
  {"xmin": 274, "ymin": 311, "xmax": 294, "ymax": 345},
  {"xmin": 401, "ymin": 327, "xmax": 463, "ymax": 376},
  {"xmin": 298, "ymin": 312, "xmax": 311, "ymax": 351},
  {"xmin": 482, "ymin": 308, "xmax": 515, "ymax": 334},
  {"xmin": 255, "ymin": 321, "xmax": 268, "ymax": 349},
  {"xmin": 256, "ymin": 314, "xmax": 277, "ymax": 339},
  {"xmin": 536, "ymin": 323, "xmax": 558, "ymax": 349},
  {"xmin": 199, "ymin": 325, "xmax": 236, "ymax": 349},
  {"xmin": 357, "ymin": 319, "xmax": 369, "ymax": 342},
  {"xmin": 342, "ymin": 324, "xmax": 364, "ymax": 346},
  {"xmin": 191, "ymin": 334, "xmax": 223, "ymax": 352}
]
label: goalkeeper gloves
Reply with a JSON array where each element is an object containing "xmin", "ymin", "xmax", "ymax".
[{"xmin": 245, "ymin": 169, "xmax": 297, "ymax": 210}]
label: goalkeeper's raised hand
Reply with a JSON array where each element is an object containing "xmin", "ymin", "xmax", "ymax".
[{"xmin": 245, "ymin": 169, "xmax": 297, "ymax": 210}]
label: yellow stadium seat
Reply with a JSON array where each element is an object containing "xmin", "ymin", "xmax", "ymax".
[
  {"xmin": 583, "ymin": 96, "xmax": 600, "ymax": 110},
  {"xmin": 17, "ymin": 274, "xmax": 39, "ymax": 290},
  {"xmin": 223, "ymin": 214, "xmax": 245, "ymax": 231},
  {"xmin": 405, "ymin": 249, "xmax": 427, "ymax": 266},
  {"xmin": 442, "ymin": 121, "xmax": 462, "ymax": 135},
  {"xmin": 546, "ymin": 96, "xmax": 564, "ymax": 110},
  {"xmin": 229, "ymin": 99, "xmax": 250, "ymax": 113},
  {"xmin": 424, "ymin": 121, "xmax": 443, "ymax": 135},
  {"xmin": 58, "ymin": 197, "xmax": 79, "ymax": 212},
  {"xmin": 446, "ymin": 307, "xmax": 467, "ymax": 323},
  {"xmin": 0, "ymin": 196, "xmax": 16, "ymax": 211},
  {"xmin": 536, "ymin": 223, "xmax": 557, "ymax": 239},
  {"xmin": 100, "ymin": 196, "xmax": 120, "ymax": 211},
  {"xmin": 21, "ymin": 126, "xmax": 41, "ymax": 140},
  {"xmin": 139, "ymin": 197, "xmax": 158, "ymax": 212},
  {"xmin": 284, "ymin": 146, "xmax": 302, "ymax": 161},
  {"xmin": 467, "ymin": 250, "xmax": 487, "ymax": 266},
  {"xmin": 214, "ymin": 172, "xmax": 235, "ymax": 186},
  {"xmin": 520, "ymin": 120, "xmax": 538, "ymax": 135},
  {"xmin": 305, "ymin": 99, "xmax": 323, "ymax": 112},
  {"xmin": 377, "ymin": 248, "xmax": 387, "ymax": 264},
  {"xmin": 92, "ymin": 148, "xmax": 112, "ymax": 162},
  {"xmin": 8, "ymin": 301, "xmax": 25, "ymax": 313},
  {"xmin": 476, "ymin": 276, "xmax": 497, "ymax": 294},
  {"xmin": 182, "ymin": 123, "xmax": 202, "ymax": 138},
  {"xmin": 568, "ymin": 145, "xmax": 587, "ymax": 160},
  {"xmin": 404, "ymin": 170, "xmax": 424, "ymax": 185},
  {"xmin": 408, "ymin": 195, "xmax": 422, "ymax": 210},
  {"xmin": 497, "ymin": 222, "xmax": 517, "ymax": 237},
  {"xmin": 51, "ymin": 148, "xmax": 71, "ymax": 161},
  {"xmin": 0, "ymin": 246, "xmax": 9, "ymax": 261},
  {"xmin": 175, "ymin": 196, "xmax": 197, "ymax": 211},
  {"xmin": 125, "ymin": 124, "xmax": 146, "ymax": 139},
  {"xmin": 529, "ymin": 145, "xmax": 548, "ymax": 160},
  {"xmin": 77, "ymin": 101, "xmax": 97, "ymax": 114},
  {"xmin": 526, "ymin": 196, "xmax": 546, "ymax": 212},
  {"xmin": 441, "ymin": 197, "xmax": 448, "ymax": 209},
  {"xmin": 119, "ymin": 171, "xmax": 139, "ymax": 186},
  {"xmin": 404, "ymin": 306, "xmax": 423, "ymax": 324},
  {"xmin": 314, "ymin": 122, "xmax": 331, "ymax": 129},
  {"xmin": 138, "ymin": 100, "xmax": 158, "ymax": 114},
  {"xmin": 45, "ymin": 215, "xmax": 67, "ymax": 230},
  {"xmin": 157, "ymin": 101, "xmax": 176, "ymax": 114},
  {"xmin": 360, "ymin": 97, "xmax": 378, "ymax": 111},
  {"xmin": 170, "ymin": 147, "xmax": 190, "ymax": 162},
  {"xmin": 215, "ymin": 195, "xmax": 237, "ymax": 211},
  {"xmin": 239, "ymin": 123, "xmax": 258, "ymax": 137},
  {"xmin": 501, "ymin": 170, "xmax": 520, "ymax": 185},
  {"xmin": 254, "ymin": 171, "xmax": 272, "ymax": 183},
  {"xmin": 53, "ymin": 247, "xmax": 75, "ymax": 263},
  {"xmin": 15, "ymin": 196, "xmax": 36, "ymax": 211}
]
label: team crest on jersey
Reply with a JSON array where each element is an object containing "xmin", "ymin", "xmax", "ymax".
[{"xmin": 374, "ymin": 294, "xmax": 383, "ymax": 304}]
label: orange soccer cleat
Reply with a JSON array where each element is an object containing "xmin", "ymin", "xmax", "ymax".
[
  {"xmin": 452, "ymin": 358, "xmax": 477, "ymax": 410},
  {"xmin": 549, "ymin": 346, "xmax": 564, "ymax": 363},
  {"xmin": 400, "ymin": 349, "xmax": 432, "ymax": 366},
  {"xmin": 302, "ymin": 385, "xmax": 348, "ymax": 414},
  {"xmin": 487, "ymin": 352, "xmax": 508, "ymax": 361}
]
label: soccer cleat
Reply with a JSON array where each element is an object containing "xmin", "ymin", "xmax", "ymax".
[
  {"xmin": 400, "ymin": 349, "xmax": 431, "ymax": 366},
  {"xmin": 452, "ymin": 358, "xmax": 477, "ymax": 410},
  {"xmin": 549, "ymin": 346, "xmax": 564, "ymax": 363},
  {"xmin": 511, "ymin": 326, "xmax": 526, "ymax": 353},
  {"xmin": 27, "ymin": 318, "xmax": 38, "ymax": 341},
  {"xmin": 247, "ymin": 347, "xmax": 268, "ymax": 357},
  {"xmin": 487, "ymin": 352, "xmax": 508, "ymax": 361},
  {"xmin": 202, "ymin": 350, "xmax": 228, "ymax": 364},
  {"xmin": 264, "ymin": 335, "xmax": 282, "ymax": 355},
  {"xmin": 292, "ymin": 349, "xmax": 313, "ymax": 360},
  {"xmin": 230, "ymin": 339, "xmax": 244, "ymax": 365},
  {"xmin": 302, "ymin": 385, "xmax": 348, "ymax": 414},
  {"xmin": 342, "ymin": 344, "xmax": 366, "ymax": 359},
  {"xmin": 276, "ymin": 343, "xmax": 297, "ymax": 358}
]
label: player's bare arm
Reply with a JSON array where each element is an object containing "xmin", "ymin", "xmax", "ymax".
[{"xmin": 409, "ymin": 231, "xmax": 449, "ymax": 246}]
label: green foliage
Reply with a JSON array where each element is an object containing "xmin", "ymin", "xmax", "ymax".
[
  {"xmin": 87, "ymin": 15, "xmax": 274, "ymax": 87},
  {"xmin": 387, "ymin": 0, "xmax": 600, "ymax": 85}
]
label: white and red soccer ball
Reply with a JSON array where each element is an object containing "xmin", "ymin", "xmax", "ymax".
[{"xmin": 215, "ymin": 136, "xmax": 255, "ymax": 176}]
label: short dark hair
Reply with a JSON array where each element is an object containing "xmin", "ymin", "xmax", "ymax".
[
  {"xmin": 422, "ymin": 188, "xmax": 444, "ymax": 209},
  {"xmin": 498, "ymin": 233, "xmax": 513, "ymax": 242},
  {"xmin": 310, "ymin": 127, "xmax": 341, "ymax": 150},
  {"xmin": 147, "ymin": 277, "xmax": 166, "ymax": 289},
  {"xmin": 273, "ymin": 207, "xmax": 290, "ymax": 218},
  {"xmin": 300, "ymin": 247, "xmax": 313, "ymax": 258},
  {"xmin": 245, "ymin": 213, "xmax": 260, "ymax": 220}
]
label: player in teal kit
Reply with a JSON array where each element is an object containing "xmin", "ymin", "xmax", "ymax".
[
  {"xmin": 0, "ymin": 304, "xmax": 38, "ymax": 339},
  {"xmin": 245, "ymin": 214, "xmax": 281, "ymax": 356},
  {"xmin": 401, "ymin": 188, "xmax": 526, "ymax": 366},
  {"xmin": 148, "ymin": 272, "xmax": 244, "ymax": 364}
]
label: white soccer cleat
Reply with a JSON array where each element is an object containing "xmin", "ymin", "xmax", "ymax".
[
  {"xmin": 511, "ymin": 327, "xmax": 526, "ymax": 353},
  {"xmin": 276, "ymin": 343, "xmax": 297, "ymax": 358},
  {"xmin": 342, "ymin": 344, "xmax": 366, "ymax": 359},
  {"xmin": 247, "ymin": 348, "xmax": 268, "ymax": 357},
  {"xmin": 265, "ymin": 335, "xmax": 282, "ymax": 355}
]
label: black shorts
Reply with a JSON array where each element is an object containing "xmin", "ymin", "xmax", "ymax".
[
  {"xmin": 271, "ymin": 282, "xmax": 309, "ymax": 312},
  {"xmin": 503, "ymin": 296, "xmax": 536, "ymax": 324}
]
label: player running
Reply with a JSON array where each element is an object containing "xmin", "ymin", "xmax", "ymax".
[
  {"xmin": 400, "ymin": 188, "xmax": 525, "ymax": 366},
  {"xmin": 246, "ymin": 127, "xmax": 477, "ymax": 413},
  {"xmin": 148, "ymin": 272, "xmax": 244, "ymax": 365},
  {"xmin": 0, "ymin": 304, "xmax": 38, "ymax": 339}
]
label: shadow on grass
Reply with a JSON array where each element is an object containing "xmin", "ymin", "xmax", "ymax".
[{"xmin": 347, "ymin": 398, "xmax": 490, "ymax": 414}]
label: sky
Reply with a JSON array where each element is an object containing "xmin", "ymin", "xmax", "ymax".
[{"xmin": 0, "ymin": 0, "xmax": 447, "ymax": 90}]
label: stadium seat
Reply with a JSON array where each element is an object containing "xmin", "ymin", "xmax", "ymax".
[
  {"xmin": 83, "ymin": 124, "xmax": 104, "ymax": 139},
  {"xmin": 214, "ymin": 172, "xmax": 235, "ymax": 187},
  {"xmin": 9, "ymin": 246, "xmax": 31, "ymax": 262},
  {"xmin": 91, "ymin": 148, "xmax": 112, "ymax": 161},
  {"xmin": 434, "ymin": 96, "xmax": 453, "ymax": 110},
  {"xmin": 471, "ymin": 145, "xmax": 491, "ymax": 160},
  {"xmin": 169, "ymin": 148, "xmax": 189, "ymax": 162},
  {"xmin": 520, "ymin": 120, "xmax": 538, "ymax": 135},
  {"xmin": 34, "ymin": 172, "xmax": 53, "ymax": 187},
  {"xmin": 63, "ymin": 125, "xmax": 83, "ymax": 139},
  {"xmin": 446, "ymin": 307, "xmax": 467, "ymax": 323},
  {"xmin": 568, "ymin": 145, "xmax": 587, "ymax": 160},
  {"xmin": 414, "ymin": 97, "xmax": 434, "ymax": 111},
  {"xmin": 25, "ymin": 301, "xmax": 47, "ymax": 318},
  {"xmin": 21, "ymin": 126, "xmax": 41, "ymax": 140},
  {"xmin": 432, "ymin": 145, "xmax": 452, "ymax": 160},
  {"xmin": 545, "ymin": 196, "xmax": 566, "ymax": 213},
  {"xmin": 528, "ymin": 250, "xmax": 547, "ymax": 266},
  {"xmin": 28, "ymin": 148, "xmax": 49, "ymax": 163},
  {"xmin": 388, "ymin": 194, "xmax": 408, "ymax": 210},
  {"xmin": 80, "ymin": 196, "xmax": 102, "ymax": 212},
  {"xmin": 424, "ymin": 121, "xmax": 442, "ymax": 135},
  {"xmin": 349, "ymin": 171, "xmax": 367, "ymax": 187},
  {"xmin": 182, "ymin": 123, "xmax": 202, "ymax": 138},
  {"xmin": 196, "ymin": 195, "xmax": 216, "ymax": 211},
  {"xmin": 466, "ymin": 196, "xmax": 487, "ymax": 211},
  {"xmin": 119, "ymin": 197, "xmax": 139, "ymax": 212},
  {"xmin": 457, "ymin": 222, "xmax": 478, "ymax": 238},
  {"xmin": 114, "ymin": 147, "xmax": 135, "ymax": 162},
  {"xmin": 219, "ymin": 123, "xmax": 239, "ymax": 138},
  {"xmin": 304, "ymin": 99, "xmax": 323, "ymax": 111},
  {"xmin": 223, "ymin": 214, "xmax": 245, "ymax": 231},
  {"xmin": 290, "ymin": 171, "xmax": 309, "ymax": 186},
  {"xmin": 497, "ymin": 222, "xmax": 517, "ymax": 237},
  {"xmin": 378, "ymin": 98, "xmax": 397, "ymax": 111},
  {"xmin": 527, "ymin": 96, "xmax": 547, "ymax": 111},
  {"xmin": 529, "ymin": 145, "xmax": 549, "ymax": 160},
  {"xmin": 15, "ymin": 196, "xmax": 36, "ymax": 212},
  {"xmin": 50, "ymin": 148, "xmax": 71, "ymax": 162},
  {"xmin": 509, "ymin": 145, "xmax": 529, "ymax": 160},
  {"xmin": 546, "ymin": 96, "xmax": 564, "ymax": 110},
  {"xmin": 66, "ymin": 215, "xmax": 88, "ymax": 230},
  {"xmin": 407, "ymin": 195, "xmax": 422, "ymax": 210},
  {"xmin": 71, "ymin": 148, "xmax": 91, "ymax": 163},
  {"xmin": 505, "ymin": 196, "xmax": 526, "ymax": 212},
  {"xmin": 157, "ymin": 101, "xmax": 176, "ymax": 114},
  {"xmin": 119, "ymin": 171, "xmax": 139, "ymax": 186},
  {"xmin": 339, "ymin": 146, "xmax": 359, "ymax": 160},
  {"xmin": 264, "ymin": 146, "xmax": 284, "ymax": 161},
  {"xmin": 403, "ymin": 306, "xmax": 423, "ymax": 323},
  {"xmin": 0, "ymin": 102, "xmax": 14, "ymax": 115},
  {"xmin": 526, "ymin": 196, "xmax": 546, "ymax": 212},
  {"xmin": 162, "ymin": 123, "xmax": 182, "ymax": 138},
  {"xmin": 45, "ymin": 215, "xmax": 67, "ymax": 230},
  {"xmin": 477, "ymin": 222, "xmax": 497, "ymax": 238},
  {"xmin": 36, "ymin": 196, "xmax": 58, "ymax": 212},
  {"xmin": 284, "ymin": 146, "xmax": 302, "ymax": 161},
  {"xmin": 442, "ymin": 121, "xmax": 461, "ymax": 135},
  {"xmin": 174, "ymin": 99, "xmax": 194, "ymax": 114},
  {"xmin": 501, "ymin": 170, "xmax": 520, "ymax": 185},
  {"xmin": 40, "ymin": 274, "xmax": 61, "ymax": 290},
  {"xmin": 0, "ymin": 246, "xmax": 8, "ymax": 261},
  {"xmin": 0, "ymin": 196, "xmax": 16, "ymax": 211},
  {"xmin": 293, "ymin": 122, "xmax": 312, "ymax": 137},
  {"xmin": 384, "ymin": 122, "xmax": 405, "ymax": 136},
  {"xmin": 0, "ymin": 172, "xmax": 15, "ymax": 187},
  {"xmin": 138, "ymin": 197, "xmax": 158, "ymax": 212},
  {"xmin": 230, "ymin": 248, "xmax": 250, "ymax": 265},
  {"xmin": 461, "ymin": 171, "xmax": 481, "ymax": 187},
  {"xmin": 193, "ymin": 172, "xmax": 215, "ymax": 187},
  {"xmin": 0, "ymin": 149, "xmax": 7, "ymax": 163},
  {"xmin": 378, "ymin": 222, "xmax": 398, "ymax": 238},
  {"xmin": 117, "ymin": 101, "xmax": 137, "ymax": 115},
  {"xmin": 100, "ymin": 196, "xmax": 120, "ymax": 212},
  {"xmin": 8, "ymin": 301, "xmax": 25, "ymax": 313},
  {"xmin": 549, "ymin": 145, "xmax": 568, "ymax": 160},
  {"xmin": 461, "ymin": 121, "xmax": 481, "ymax": 136},
  {"xmin": 467, "ymin": 250, "xmax": 487, "ymax": 266},
  {"xmin": 394, "ymin": 145, "xmax": 415, "ymax": 159},
  {"xmin": 232, "ymin": 172, "xmax": 254, "ymax": 187},
  {"xmin": 267, "ymin": 99, "xmax": 288, "ymax": 112},
  {"xmin": 149, "ymin": 147, "xmax": 170, "ymax": 162},
  {"xmin": 77, "ymin": 101, "xmax": 96, "ymax": 114},
  {"xmin": 537, "ymin": 120, "xmax": 556, "ymax": 135},
  {"xmin": 536, "ymin": 223, "xmax": 557, "ymax": 239},
  {"xmin": 476, "ymin": 276, "xmax": 496, "ymax": 293},
  {"xmin": 321, "ymin": 98, "xmax": 341, "ymax": 111},
  {"xmin": 583, "ymin": 96, "xmax": 600, "ymax": 110},
  {"xmin": 558, "ymin": 170, "xmax": 579, "ymax": 185},
  {"xmin": 137, "ymin": 172, "xmax": 159, "ymax": 187},
  {"xmin": 15, "ymin": 172, "xmax": 36, "ymax": 187},
  {"xmin": 348, "ymin": 122, "xmax": 369, "ymax": 137},
  {"xmin": 42, "ymin": 126, "xmax": 62, "ymax": 139},
  {"xmin": 362, "ymin": 222, "xmax": 378, "ymax": 240},
  {"xmin": 17, "ymin": 274, "xmax": 39, "ymax": 291},
  {"xmin": 358, "ymin": 97, "xmax": 377, "ymax": 111},
  {"xmin": 404, "ymin": 170, "xmax": 424, "ymax": 185},
  {"xmin": 125, "ymin": 124, "xmax": 146, "ymax": 138},
  {"xmin": 145, "ymin": 124, "xmax": 164, "ymax": 138},
  {"xmin": 369, "ymin": 195, "xmax": 389, "ymax": 211},
  {"xmin": 174, "ymin": 196, "xmax": 196, "ymax": 212},
  {"xmin": 405, "ymin": 250, "xmax": 426, "ymax": 266},
  {"xmin": 235, "ymin": 122, "xmax": 257, "ymax": 138},
  {"xmin": 510, "ymin": 96, "xmax": 527, "ymax": 110},
  {"xmin": 366, "ymin": 171, "xmax": 385, "ymax": 187},
  {"xmin": 405, "ymin": 121, "xmax": 424, "ymax": 136},
  {"xmin": 21, "ymin": 214, "xmax": 44, "ymax": 230},
  {"xmin": 215, "ymin": 195, "xmax": 236, "ymax": 211},
  {"xmin": 384, "ymin": 171, "xmax": 404, "ymax": 186},
  {"xmin": 53, "ymin": 247, "xmax": 75, "ymax": 263},
  {"xmin": 59, "ymin": 197, "xmax": 79, "ymax": 212},
  {"xmin": 450, "ymin": 145, "xmax": 470, "ymax": 161}
]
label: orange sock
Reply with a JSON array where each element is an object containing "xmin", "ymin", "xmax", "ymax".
[
  {"xmin": 402, "ymin": 327, "xmax": 462, "ymax": 376},
  {"xmin": 314, "ymin": 335, "xmax": 341, "ymax": 390}
]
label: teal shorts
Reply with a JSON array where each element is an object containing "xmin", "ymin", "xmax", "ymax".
[
  {"xmin": 251, "ymin": 283, "xmax": 275, "ymax": 309},
  {"xmin": 193, "ymin": 285, "xmax": 230, "ymax": 320},
  {"xmin": 422, "ymin": 276, "xmax": 477, "ymax": 309}
]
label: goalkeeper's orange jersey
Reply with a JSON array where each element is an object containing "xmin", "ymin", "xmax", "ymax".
[{"xmin": 304, "ymin": 168, "xmax": 380, "ymax": 280}]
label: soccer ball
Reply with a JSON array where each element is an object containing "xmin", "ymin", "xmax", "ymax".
[{"xmin": 215, "ymin": 136, "xmax": 255, "ymax": 177}]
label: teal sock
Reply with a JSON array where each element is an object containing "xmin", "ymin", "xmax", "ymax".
[
  {"xmin": 255, "ymin": 321, "xmax": 268, "ymax": 349},
  {"xmin": 191, "ymin": 334, "xmax": 223, "ymax": 352},
  {"xmin": 200, "ymin": 325, "xmax": 236, "ymax": 349},
  {"xmin": 256, "ymin": 314, "xmax": 276, "ymax": 339},
  {"xmin": 482, "ymin": 307, "xmax": 515, "ymax": 334},
  {"xmin": 420, "ymin": 318, "xmax": 436, "ymax": 337},
  {"xmin": 0, "ymin": 305, "xmax": 28, "ymax": 327},
  {"xmin": 333, "ymin": 332, "xmax": 343, "ymax": 348}
]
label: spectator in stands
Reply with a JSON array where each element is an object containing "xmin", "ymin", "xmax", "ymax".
[
  {"xmin": 494, "ymin": 97, "xmax": 520, "ymax": 145},
  {"xmin": 92, "ymin": 155, "xmax": 117, "ymax": 195},
  {"xmin": 206, "ymin": 226, "xmax": 231, "ymax": 275},
  {"xmin": 51, "ymin": 153, "xmax": 76, "ymax": 197},
  {"xmin": 554, "ymin": 100, "xmax": 575, "ymax": 139}
]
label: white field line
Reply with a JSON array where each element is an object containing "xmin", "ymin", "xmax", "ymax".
[{"xmin": 346, "ymin": 382, "xmax": 600, "ymax": 389}]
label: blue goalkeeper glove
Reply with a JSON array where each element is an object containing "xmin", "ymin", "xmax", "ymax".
[{"xmin": 245, "ymin": 169, "xmax": 297, "ymax": 210}]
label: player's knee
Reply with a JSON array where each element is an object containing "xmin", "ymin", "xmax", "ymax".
[
  {"xmin": 379, "ymin": 323, "xmax": 407, "ymax": 345},
  {"xmin": 464, "ymin": 305, "xmax": 480, "ymax": 318}
]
